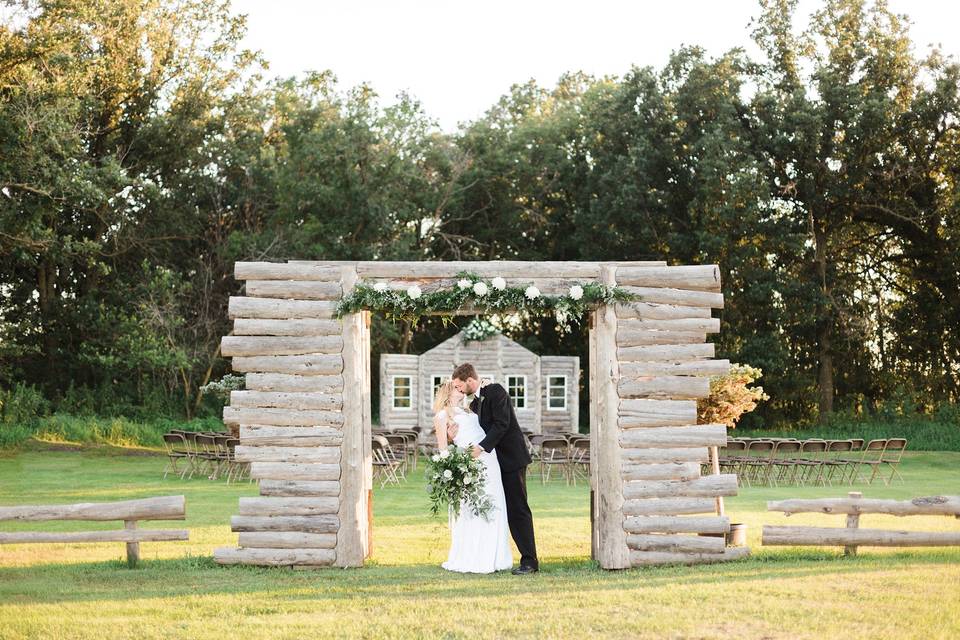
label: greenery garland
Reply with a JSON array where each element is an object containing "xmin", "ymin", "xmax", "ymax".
[
  {"xmin": 462, "ymin": 317, "xmax": 500, "ymax": 342},
  {"xmin": 335, "ymin": 271, "xmax": 639, "ymax": 329}
]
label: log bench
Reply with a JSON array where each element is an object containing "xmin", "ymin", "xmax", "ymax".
[
  {"xmin": 763, "ymin": 491, "xmax": 960, "ymax": 555},
  {"xmin": 0, "ymin": 495, "xmax": 188, "ymax": 567}
]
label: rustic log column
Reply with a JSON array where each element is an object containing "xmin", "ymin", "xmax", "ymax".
[
  {"xmin": 125, "ymin": 520, "xmax": 139, "ymax": 568},
  {"xmin": 592, "ymin": 264, "xmax": 630, "ymax": 569}
]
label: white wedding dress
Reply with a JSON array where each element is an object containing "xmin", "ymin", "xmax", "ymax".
[{"xmin": 439, "ymin": 406, "xmax": 513, "ymax": 573}]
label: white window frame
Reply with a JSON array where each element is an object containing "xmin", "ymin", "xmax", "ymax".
[
  {"xmin": 506, "ymin": 374, "xmax": 527, "ymax": 409},
  {"xmin": 391, "ymin": 375, "xmax": 413, "ymax": 411},
  {"xmin": 430, "ymin": 374, "xmax": 447, "ymax": 399},
  {"xmin": 547, "ymin": 375, "xmax": 567, "ymax": 411}
]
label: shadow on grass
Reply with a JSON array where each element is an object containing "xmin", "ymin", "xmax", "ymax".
[{"xmin": 2, "ymin": 547, "xmax": 958, "ymax": 606}]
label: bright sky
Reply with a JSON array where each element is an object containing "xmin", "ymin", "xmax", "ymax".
[{"xmin": 232, "ymin": 0, "xmax": 958, "ymax": 132}]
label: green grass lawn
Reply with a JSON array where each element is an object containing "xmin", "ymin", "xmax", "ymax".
[{"xmin": 1, "ymin": 442, "xmax": 958, "ymax": 639}]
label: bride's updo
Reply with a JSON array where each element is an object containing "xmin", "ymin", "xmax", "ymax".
[{"xmin": 433, "ymin": 380, "xmax": 464, "ymax": 432}]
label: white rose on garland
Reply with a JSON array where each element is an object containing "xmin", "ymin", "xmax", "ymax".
[
  {"xmin": 374, "ymin": 282, "xmax": 388, "ymax": 292},
  {"xmin": 407, "ymin": 285, "xmax": 422, "ymax": 300},
  {"xmin": 457, "ymin": 278, "xmax": 471, "ymax": 289},
  {"xmin": 569, "ymin": 284, "xmax": 584, "ymax": 300},
  {"xmin": 491, "ymin": 276, "xmax": 506, "ymax": 290},
  {"xmin": 473, "ymin": 282, "xmax": 489, "ymax": 296},
  {"xmin": 525, "ymin": 285, "xmax": 541, "ymax": 300}
]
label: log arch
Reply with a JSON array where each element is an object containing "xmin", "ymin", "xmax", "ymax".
[{"xmin": 213, "ymin": 260, "xmax": 746, "ymax": 568}]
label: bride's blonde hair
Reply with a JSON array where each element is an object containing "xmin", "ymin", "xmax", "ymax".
[{"xmin": 433, "ymin": 380, "xmax": 467, "ymax": 431}]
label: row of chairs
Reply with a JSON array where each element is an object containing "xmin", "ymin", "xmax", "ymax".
[
  {"xmin": 161, "ymin": 431, "xmax": 251, "ymax": 483},
  {"xmin": 528, "ymin": 435, "xmax": 590, "ymax": 485},
  {"xmin": 715, "ymin": 438, "xmax": 907, "ymax": 487}
]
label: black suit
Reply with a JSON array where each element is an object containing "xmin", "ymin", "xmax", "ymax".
[{"xmin": 471, "ymin": 382, "xmax": 538, "ymax": 570}]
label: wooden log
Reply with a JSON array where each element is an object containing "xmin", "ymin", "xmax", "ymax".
[
  {"xmin": 617, "ymin": 376, "xmax": 711, "ymax": 399},
  {"xmin": 230, "ymin": 514, "xmax": 339, "ymax": 533},
  {"xmin": 626, "ymin": 533, "xmax": 726, "ymax": 554},
  {"xmin": 620, "ymin": 425, "xmax": 727, "ymax": 448},
  {"xmin": 238, "ymin": 497, "xmax": 339, "ymax": 517},
  {"xmin": 630, "ymin": 546, "xmax": 750, "ymax": 567},
  {"xmin": 234, "ymin": 446, "xmax": 341, "ymax": 464},
  {"xmin": 124, "ymin": 520, "xmax": 139, "ymax": 568},
  {"xmin": 623, "ymin": 474, "xmax": 739, "ymax": 500},
  {"xmin": 343, "ymin": 261, "xmax": 662, "ymax": 279},
  {"xmin": 620, "ymin": 286, "xmax": 724, "ymax": 309},
  {"xmin": 258, "ymin": 480, "xmax": 341, "ymax": 497},
  {"xmin": 248, "ymin": 463, "xmax": 341, "ymax": 481},
  {"xmin": 234, "ymin": 262, "xmax": 341, "ymax": 281},
  {"xmin": 622, "ymin": 462, "xmax": 701, "ymax": 481},
  {"xmin": 375, "ymin": 277, "xmax": 609, "ymax": 296},
  {"xmin": 615, "ymin": 302, "xmax": 712, "ymax": 320},
  {"xmin": 620, "ymin": 360, "xmax": 730, "ymax": 378},
  {"xmin": 233, "ymin": 318, "xmax": 342, "ymax": 337},
  {"xmin": 623, "ymin": 497, "xmax": 716, "ymax": 516},
  {"xmin": 213, "ymin": 547, "xmax": 336, "ymax": 566},
  {"xmin": 767, "ymin": 495, "xmax": 960, "ymax": 517},
  {"xmin": 590, "ymin": 264, "xmax": 630, "ymax": 569},
  {"xmin": 244, "ymin": 373, "xmax": 343, "ymax": 393},
  {"xmin": 230, "ymin": 391, "xmax": 342, "ymax": 411},
  {"xmin": 245, "ymin": 280, "xmax": 342, "ymax": 300},
  {"xmin": 616, "ymin": 330, "xmax": 708, "ymax": 347},
  {"xmin": 618, "ymin": 399, "xmax": 699, "ymax": 427},
  {"xmin": 231, "ymin": 354, "xmax": 343, "ymax": 376},
  {"xmin": 0, "ymin": 529, "xmax": 189, "ymax": 544},
  {"xmin": 617, "ymin": 343, "xmax": 715, "ymax": 362},
  {"xmin": 622, "ymin": 462, "xmax": 700, "ymax": 482},
  {"xmin": 620, "ymin": 447, "xmax": 711, "ymax": 463},
  {"xmin": 238, "ymin": 426, "xmax": 343, "ymax": 447},
  {"xmin": 223, "ymin": 407, "xmax": 343, "ymax": 427},
  {"xmin": 0, "ymin": 495, "xmax": 185, "ymax": 522},
  {"xmin": 237, "ymin": 532, "xmax": 337, "ymax": 549},
  {"xmin": 336, "ymin": 266, "xmax": 368, "ymax": 568},
  {"xmin": 618, "ymin": 318, "xmax": 721, "ymax": 334},
  {"xmin": 616, "ymin": 265, "xmax": 721, "ymax": 292},
  {"xmin": 221, "ymin": 336, "xmax": 343, "ymax": 357},
  {"xmin": 624, "ymin": 515, "xmax": 731, "ymax": 534},
  {"xmin": 228, "ymin": 297, "xmax": 337, "ymax": 320},
  {"xmin": 762, "ymin": 526, "xmax": 960, "ymax": 547}
]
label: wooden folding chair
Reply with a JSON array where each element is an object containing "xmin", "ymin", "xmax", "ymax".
[{"xmin": 878, "ymin": 438, "xmax": 907, "ymax": 485}]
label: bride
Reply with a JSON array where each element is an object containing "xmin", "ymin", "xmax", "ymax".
[{"xmin": 433, "ymin": 381, "xmax": 513, "ymax": 573}]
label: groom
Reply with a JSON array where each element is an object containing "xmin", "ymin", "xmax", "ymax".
[{"xmin": 450, "ymin": 363, "xmax": 539, "ymax": 575}]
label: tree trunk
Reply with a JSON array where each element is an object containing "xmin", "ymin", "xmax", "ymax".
[{"xmin": 812, "ymin": 213, "xmax": 833, "ymax": 422}]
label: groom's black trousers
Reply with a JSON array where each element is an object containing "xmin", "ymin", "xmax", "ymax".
[{"xmin": 501, "ymin": 467, "xmax": 538, "ymax": 569}]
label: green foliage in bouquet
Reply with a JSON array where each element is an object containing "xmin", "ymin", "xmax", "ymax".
[{"xmin": 425, "ymin": 444, "xmax": 494, "ymax": 520}]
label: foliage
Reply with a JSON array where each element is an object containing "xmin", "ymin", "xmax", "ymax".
[
  {"xmin": 199, "ymin": 374, "xmax": 246, "ymax": 403},
  {"xmin": 337, "ymin": 271, "xmax": 636, "ymax": 330},
  {"xmin": 698, "ymin": 364, "xmax": 770, "ymax": 428}
]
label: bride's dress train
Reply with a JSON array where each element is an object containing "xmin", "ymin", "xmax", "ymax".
[{"xmin": 440, "ymin": 406, "xmax": 513, "ymax": 573}]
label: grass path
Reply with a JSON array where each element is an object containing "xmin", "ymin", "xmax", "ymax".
[{"xmin": 1, "ymin": 444, "xmax": 958, "ymax": 639}]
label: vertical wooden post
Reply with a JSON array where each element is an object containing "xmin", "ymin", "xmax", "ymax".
[
  {"xmin": 844, "ymin": 491, "xmax": 862, "ymax": 556},
  {"xmin": 710, "ymin": 446, "xmax": 725, "ymax": 517},
  {"xmin": 335, "ymin": 266, "xmax": 369, "ymax": 567},
  {"xmin": 124, "ymin": 520, "xmax": 139, "ymax": 568},
  {"xmin": 592, "ymin": 265, "xmax": 630, "ymax": 569}
]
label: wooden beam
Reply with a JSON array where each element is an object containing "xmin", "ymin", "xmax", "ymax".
[
  {"xmin": 230, "ymin": 515, "xmax": 339, "ymax": 533},
  {"xmin": 624, "ymin": 515, "xmax": 731, "ymax": 534},
  {"xmin": 0, "ymin": 529, "xmax": 189, "ymax": 544},
  {"xmin": 767, "ymin": 495, "xmax": 960, "ymax": 517},
  {"xmin": 237, "ymin": 532, "xmax": 336, "ymax": 549},
  {"xmin": 616, "ymin": 265, "xmax": 722, "ymax": 292},
  {"xmin": 234, "ymin": 262, "xmax": 341, "ymax": 281},
  {"xmin": 230, "ymin": 391, "xmax": 342, "ymax": 411},
  {"xmin": 626, "ymin": 533, "xmax": 726, "ymax": 554},
  {"xmin": 630, "ymin": 547, "xmax": 749, "ymax": 567},
  {"xmin": 762, "ymin": 526, "xmax": 960, "ymax": 547},
  {"xmin": 228, "ymin": 296, "xmax": 337, "ymax": 320},
  {"xmin": 620, "ymin": 286, "xmax": 724, "ymax": 308},
  {"xmin": 617, "ymin": 376, "xmax": 711, "ymax": 400},
  {"xmin": 213, "ymin": 547, "xmax": 336, "ymax": 566},
  {"xmin": 230, "ymin": 354, "xmax": 343, "ymax": 376},
  {"xmin": 248, "ymin": 463, "xmax": 341, "ymax": 481},
  {"xmin": 0, "ymin": 496, "xmax": 185, "ymax": 522},
  {"xmin": 221, "ymin": 336, "xmax": 343, "ymax": 357},
  {"xmin": 232, "ymin": 319, "xmax": 342, "ymax": 337},
  {"xmin": 238, "ymin": 497, "xmax": 339, "ymax": 517},
  {"xmin": 622, "ymin": 462, "xmax": 701, "ymax": 482},
  {"xmin": 623, "ymin": 475, "xmax": 739, "ymax": 500},
  {"xmin": 618, "ymin": 399, "xmax": 699, "ymax": 428},
  {"xmin": 617, "ymin": 343, "xmax": 715, "ymax": 362},
  {"xmin": 620, "ymin": 360, "xmax": 730, "ymax": 378},
  {"xmin": 244, "ymin": 373, "xmax": 343, "ymax": 393},
  {"xmin": 245, "ymin": 280, "xmax": 342, "ymax": 300},
  {"xmin": 223, "ymin": 407, "xmax": 343, "ymax": 427}
]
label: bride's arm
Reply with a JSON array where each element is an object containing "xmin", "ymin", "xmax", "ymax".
[{"xmin": 433, "ymin": 412, "xmax": 447, "ymax": 449}]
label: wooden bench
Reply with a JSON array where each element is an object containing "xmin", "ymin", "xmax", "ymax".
[
  {"xmin": 0, "ymin": 495, "xmax": 188, "ymax": 567},
  {"xmin": 763, "ymin": 491, "xmax": 960, "ymax": 555}
]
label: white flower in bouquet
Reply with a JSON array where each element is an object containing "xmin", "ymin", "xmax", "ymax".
[
  {"xmin": 439, "ymin": 449, "xmax": 450, "ymax": 459},
  {"xmin": 463, "ymin": 474, "xmax": 473, "ymax": 485},
  {"xmin": 473, "ymin": 281, "xmax": 489, "ymax": 296},
  {"xmin": 525, "ymin": 285, "xmax": 541, "ymax": 300},
  {"xmin": 407, "ymin": 285, "xmax": 422, "ymax": 299},
  {"xmin": 457, "ymin": 278, "xmax": 471, "ymax": 289},
  {"xmin": 431, "ymin": 454, "xmax": 440, "ymax": 462},
  {"xmin": 442, "ymin": 469, "xmax": 453, "ymax": 480},
  {"xmin": 491, "ymin": 276, "xmax": 506, "ymax": 290},
  {"xmin": 373, "ymin": 282, "xmax": 388, "ymax": 292},
  {"xmin": 569, "ymin": 284, "xmax": 584, "ymax": 300}
]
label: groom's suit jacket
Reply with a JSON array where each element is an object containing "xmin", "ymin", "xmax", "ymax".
[{"xmin": 470, "ymin": 382, "xmax": 532, "ymax": 473}]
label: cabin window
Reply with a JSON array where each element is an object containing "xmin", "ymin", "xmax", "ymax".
[
  {"xmin": 431, "ymin": 374, "xmax": 446, "ymax": 398},
  {"xmin": 507, "ymin": 375, "xmax": 527, "ymax": 409},
  {"xmin": 392, "ymin": 375, "xmax": 412, "ymax": 410},
  {"xmin": 547, "ymin": 375, "xmax": 567, "ymax": 410}
]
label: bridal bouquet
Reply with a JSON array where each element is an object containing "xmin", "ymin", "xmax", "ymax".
[{"xmin": 426, "ymin": 444, "xmax": 493, "ymax": 521}]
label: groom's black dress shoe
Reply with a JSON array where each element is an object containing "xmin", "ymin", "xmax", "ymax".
[{"xmin": 511, "ymin": 565, "xmax": 539, "ymax": 575}]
